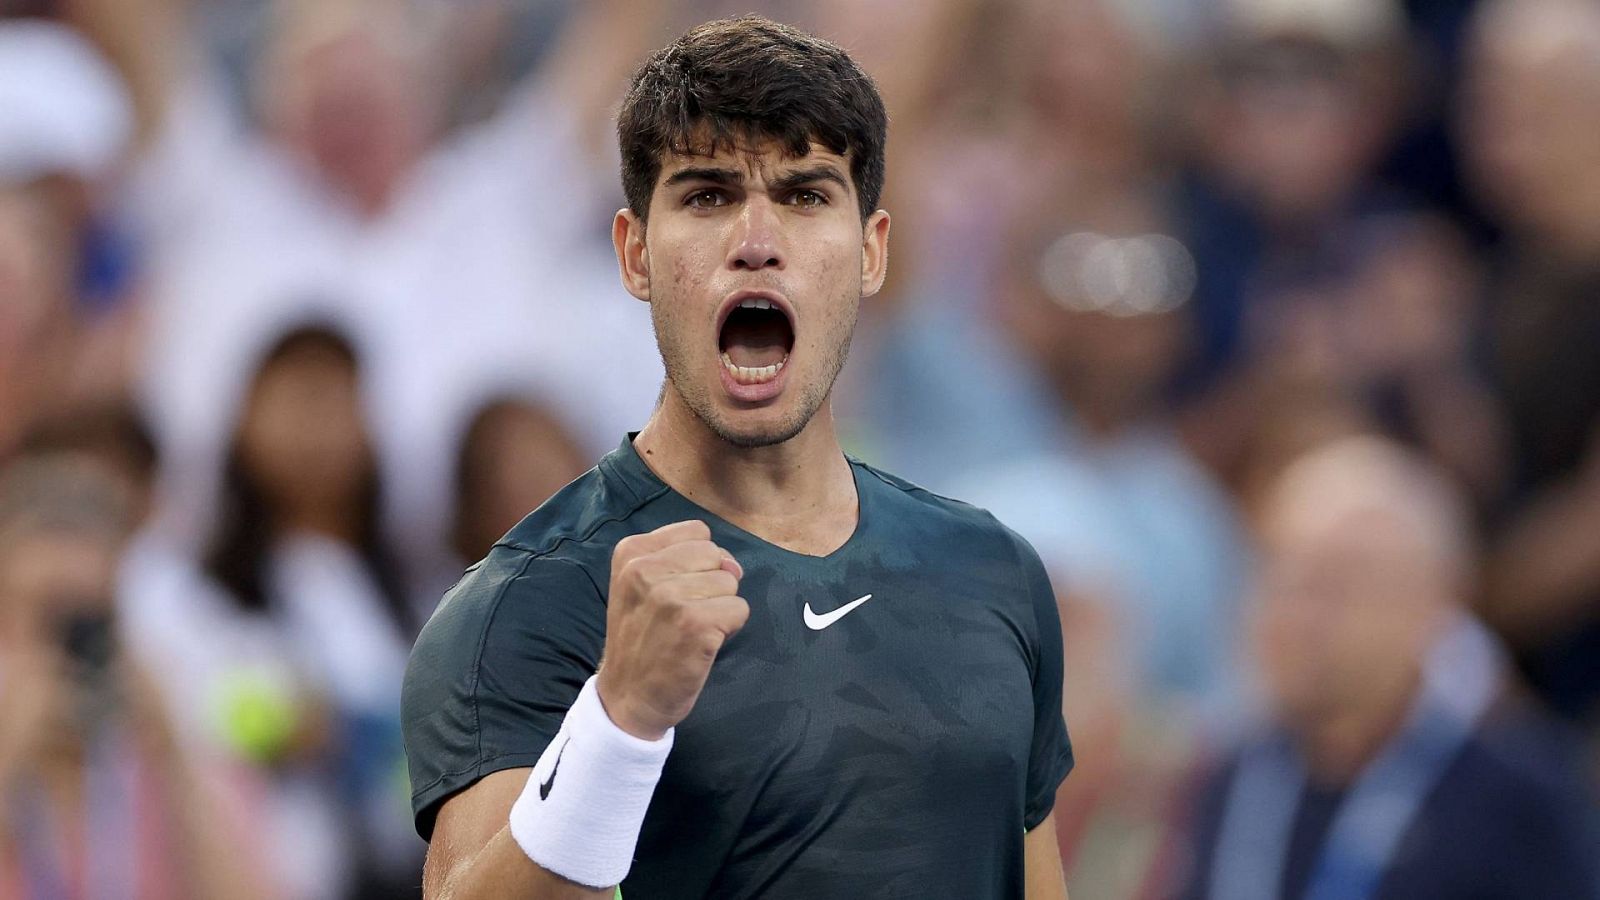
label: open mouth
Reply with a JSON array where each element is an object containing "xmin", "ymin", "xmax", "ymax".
[{"xmin": 719, "ymin": 294, "xmax": 794, "ymax": 385}]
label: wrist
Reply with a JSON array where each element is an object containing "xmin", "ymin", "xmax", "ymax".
[
  {"xmin": 595, "ymin": 672, "xmax": 671, "ymax": 742},
  {"xmin": 509, "ymin": 675, "xmax": 673, "ymax": 888}
]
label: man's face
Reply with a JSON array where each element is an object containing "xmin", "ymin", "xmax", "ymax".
[
  {"xmin": 614, "ymin": 142, "xmax": 889, "ymax": 447},
  {"xmin": 1250, "ymin": 503, "xmax": 1441, "ymax": 729}
]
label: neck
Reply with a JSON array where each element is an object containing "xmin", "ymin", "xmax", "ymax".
[
  {"xmin": 1295, "ymin": 675, "xmax": 1420, "ymax": 786},
  {"xmin": 632, "ymin": 389, "xmax": 858, "ymax": 556}
]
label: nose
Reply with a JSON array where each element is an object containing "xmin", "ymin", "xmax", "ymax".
[{"xmin": 727, "ymin": 197, "xmax": 784, "ymax": 271}]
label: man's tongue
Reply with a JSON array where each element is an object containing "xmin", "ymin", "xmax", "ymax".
[{"xmin": 721, "ymin": 317, "xmax": 790, "ymax": 368}]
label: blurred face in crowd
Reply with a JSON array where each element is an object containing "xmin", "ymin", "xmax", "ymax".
[
  {"xmin": 0, "ymin": 529, "xmax": 119, "ymax": 652},
  {"xmin": 1021, "ymin": 0, "xmax": 1143, "ymax": 136},
  {"xmin": 455, "ymin": 400, "xmax": 588, "ymax": 561},
  {"xmin": 1005, "ymin": 229, "xmax": 1191, "ymax": 432},
  {"xmin": 1249, "ymin": 442, "xmax": 1458, "ymax": 734},
  {"xmin": 0, "ymin": 457, "xmax": 129, "ymax": 654},
  {"xmin": 238, "ymin": 339, "xmax": 372, "ymax": 519},
  {"xmin": 615, "ymin": 142, "xmax": 890, "ymax": 447},
  {"xmin": 1458, "ymin": 0, "xmax": 1600, "ymax": 250},
  {"xmin": 1200, "ymin": 37, "xmax": 1394, "ymax": 222},
  {"xmin": 261, "ymin": 5, "xmax": 434, "ymax": 213}
]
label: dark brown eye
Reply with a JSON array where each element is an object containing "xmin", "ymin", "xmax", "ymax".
[
  {"xmin": 789, "ymin": 189, "xmax": 827, "ymax": 208},
  {"xmin": 686, "ymin": 190, "xmax": 727, "ymax": 209}
]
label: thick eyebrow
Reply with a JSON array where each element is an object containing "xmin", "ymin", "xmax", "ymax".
[
  {"xmin": 662, "ymin": 166, "xmax": 743, "ymax": 188},
  {"xmin": 770, "ymin": 164, "xmax": 849, "ymax": 194}
]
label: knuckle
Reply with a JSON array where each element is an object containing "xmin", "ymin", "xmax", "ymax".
[
  {"xmin": 613, "ymin": 534, "xmax": 640, "ymax": 561},
  {"xmin": 621, "ymin": 557, "xmax": 659, "ymax": 595},
  {"xmin": 697, "ymin": 633, "xmax": 723, "ymax": 661}
]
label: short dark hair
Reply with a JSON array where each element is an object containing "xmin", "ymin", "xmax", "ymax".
[
  {"xmin": 617, "ymin": 15, "xmax": 888, "ymax": 222},
  {"xmin": 21, "ymin": 401, "xmax": 159, "ymax": 488}
]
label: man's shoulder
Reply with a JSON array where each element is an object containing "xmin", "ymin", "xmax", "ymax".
[
  {"xmin": 854, "ymin": 458, "xmax": 1037, "ymax": 562},
  {"xmin": 498, "ymin": 456, "xmax": 668, "ymax": 560},
  {"xmin": 415, "ymin": 460, "xmax": 661, "ymax": 643}
]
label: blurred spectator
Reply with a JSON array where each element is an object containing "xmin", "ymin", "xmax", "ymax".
[
  {"xmin": 112, "ymin": 324, "xmax": 417, "ymax": 899},
  {"xmin": 56, "ymin": 0, "xmax": 669, "ymax": 596},
  {"xmin": 197, "ymin": 324, "xmax": 420, "ymax": 898},
  {"xmin": 835, "ymin": 0, "xmax": 1167, "ymax": 485},
  {"xmin": 0, "ymin": 452, "xmax": 265, "ymax": 899},
  {"xmin": 960, "ymin": 215, "xmax": 1248, "ymax": 718},
  {"xmin": 1174, "ymin": 0, "xmax": 1412, "ymax": 472},
  {"xmin": 0, "ymin": 16, "xmax": 143, "ymax": 404},
  {"xmin": 449, "ymin": 394, "xmax": 589, "ymax": 569},
  {"xmin": 953, "ymin": 210, "xmax": 1250, "ymax": 896},
  {"xmin": 1164, "ymin": 437, "xmax": 1600, "ymax": 900},
  {"xmin": 1461, "ymin": 0, "xmax": 1600, "ymax": 725},
  {"xmin": 0, "ymin": 15, "xmax": 135, "ymax": 456}
]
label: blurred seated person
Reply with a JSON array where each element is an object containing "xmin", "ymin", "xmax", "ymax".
[
  {"xmin": 1174, "ymin": 0, "xmax": 1409, "ymax": 395},
  {"xmin": 1165, "ymin": 436, "xmax": 1600, "ymax": 900},
  {"xmin": 448, "ymin": 394, "xmax": 589, "ymax": 570},
  {"xmin": 0, "ymin": 453, "xmax": 265, "ymax": 900},
  {"xmin": 66, "ymin": 0, "xmax": 670, "ymax": 585},
  {"xmin": 112, "ymin": 324, "xmax": 417, "ymax": 898},
  {"xmin": 1459, "ymin": 0, "xmax": 1600, "ymax": 726},
  {"xmin": 198, "ymin": 323, "xmax": 420, "ymax": 898},
  {"xmin": 1171, "ymin": 0, "xmax": 1505, "ymax": 498}
]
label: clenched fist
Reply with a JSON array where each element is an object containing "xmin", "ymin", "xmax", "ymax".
[{"xmin": 596, "ymin": 520, "xmax": 749, "ymax": 741}]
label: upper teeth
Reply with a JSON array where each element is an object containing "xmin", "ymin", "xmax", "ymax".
[{"xmin": 737, "ymin": 297, "xmax": 773, "ymax": 310}]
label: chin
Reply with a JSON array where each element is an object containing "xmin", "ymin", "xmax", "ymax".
[{"xmin": 706, "ymin": 411, "xmax": 808, "ymax": 449}]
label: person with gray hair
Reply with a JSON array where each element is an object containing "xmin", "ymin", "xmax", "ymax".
[{"xmin": 1165, "ymin": 436, "xmax": 1600, "ymax": 899}]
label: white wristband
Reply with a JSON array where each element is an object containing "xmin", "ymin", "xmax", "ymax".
[{"xmin": 509, "ymin": 675, "xmax": 673, "ymax": 888}]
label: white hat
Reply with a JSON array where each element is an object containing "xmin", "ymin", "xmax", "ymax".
[{"xmin": 0, "ymin": 19, "xmax": 133, "ymax": 183}]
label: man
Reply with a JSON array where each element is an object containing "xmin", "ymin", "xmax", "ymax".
[
  {"xmin": 1171, "ymin": 436, "xmax": 1599, "ymax": 899},
  {"xmin": 402, "ymin": 15, "xmax": 1074, "ymax": 900}
]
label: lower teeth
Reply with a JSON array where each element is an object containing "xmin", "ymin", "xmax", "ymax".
[{"xmin": 722, "ymin": 353, "xmax": 787, "ymax": 383}]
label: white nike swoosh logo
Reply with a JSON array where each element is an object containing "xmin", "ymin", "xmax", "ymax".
[{"xmin": 803, "ymin": 594, "xmax": 874, "ymax": 631}]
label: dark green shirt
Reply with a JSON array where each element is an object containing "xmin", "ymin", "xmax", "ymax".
[{"xmin": 403, "ymin": 436, "xmax": 1073, "ymax": 899}]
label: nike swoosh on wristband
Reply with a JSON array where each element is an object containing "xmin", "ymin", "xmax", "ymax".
[
  {"xmin": 538, "ymin": 737, "xmax": 568, "ymax": 800},
  {"xmin": 803, "ymin": 594, "xmax": 874, "ymax": 630}
]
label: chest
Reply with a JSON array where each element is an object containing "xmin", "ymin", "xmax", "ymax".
[{"xmin": 657, "ymin": 547, "xmax": 1039, "ymax": 818}]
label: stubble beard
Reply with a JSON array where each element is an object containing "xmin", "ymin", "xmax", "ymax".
[{"xmin": 650, "ymin": 289, "xmax": 857, "ymax": 450}]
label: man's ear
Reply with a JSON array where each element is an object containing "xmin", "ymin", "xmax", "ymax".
[
  {"xmin": 614, "ymin": 208, "xmax": 651, "ymax": 302},
  {"xmin": 860, "ymin": 209, "xmax": 891, "ymax": 298}
]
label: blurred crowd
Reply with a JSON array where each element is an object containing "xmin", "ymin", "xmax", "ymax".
[{"xmin": 1, "ymin": 0, "xmax": 1598, "ymax": 897}]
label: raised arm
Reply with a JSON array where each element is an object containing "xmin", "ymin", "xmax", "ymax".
[
  {"xmin": 58, "ymin": 0, "xmax": 186, "ymax": 148},
  {"xmin": 411, "ymin": 520, "xmax": 748, "ymax": 899}
]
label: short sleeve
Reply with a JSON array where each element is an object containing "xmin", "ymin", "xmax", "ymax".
[
  {"xmin": 401, "ymin": 548, "xmax": 606, "ymax": 840},
  {"xmin": 1012, "ymin": 530, "xmax": 1075, "ymax": 831}
]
